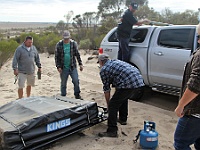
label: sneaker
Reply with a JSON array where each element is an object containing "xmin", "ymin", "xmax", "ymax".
[
  {"xmin": 117, "ymin": 119, "xmax": 127, "ymax": 125},
  {"xmin": 98, "ymin": 132, "xmax": 118, "ymax": 138},
  {"xmin": 75, "ymin": 95, "xmax": 83, "ymax": 100}
]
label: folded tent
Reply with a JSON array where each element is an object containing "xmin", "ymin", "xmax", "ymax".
[{"xmin": 0, "ymin": 96, "xmax": 106, "ymax": 150}]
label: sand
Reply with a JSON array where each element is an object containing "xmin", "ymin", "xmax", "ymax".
[{"xmin": 0, "ymin": 51, "xmax": 180, "ymax": 150}]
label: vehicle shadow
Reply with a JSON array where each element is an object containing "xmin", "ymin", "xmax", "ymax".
[{"xmin": 140, "ymin": 87, "xmax": 179, "ymax": 111}]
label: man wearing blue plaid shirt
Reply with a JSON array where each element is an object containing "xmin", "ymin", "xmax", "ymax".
[{"xmin": 98, "ymin": 54, "xmax": 145, "ymax": 138}]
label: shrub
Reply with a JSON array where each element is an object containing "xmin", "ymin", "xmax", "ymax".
[
  {"xmin": 0, "ymin": 40, "xmax": 19, "ymax": 68},
  {"xmin": 48, "ymin": 37, "xmax": 60, "ymax": 55},
  {"xmin": 79, "ymin": 39, "xmax": 92, "ymax": 49}
]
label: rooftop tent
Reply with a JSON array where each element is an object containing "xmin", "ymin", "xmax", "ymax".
[{"xmin": 0, "ymin": 96, "xmax": 107, "ymax": 150}]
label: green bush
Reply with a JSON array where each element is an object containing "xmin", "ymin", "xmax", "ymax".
[
  {"xmin": 19, "ymin": 33, "xmax": 42, "ymax": 52},
  {"xmin": 94, "ymin": 34, "xmax": 106, "ymax": 49},
  {"xmin": 0, "ymin": 40, "xmax": 19, "ymax": 67},
  {"xmin": 48, "ymin": 37, "xmax": 60, "ymax": 54},
  {"xmin": 79, "ymin": 39, "xmax": 92, "ymax": 49}
]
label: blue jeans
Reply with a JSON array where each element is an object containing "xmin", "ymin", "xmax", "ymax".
[
  {"xmin": 174, "ymin": 115, "xmax": 200, "ymax": 150},
  {"xmin": 118, "ymin": 36, "xmax": 130, "ymax": 63},
  {"xmin": 60, "ymin": 68, "xmax": 80, "ymax": 96}
]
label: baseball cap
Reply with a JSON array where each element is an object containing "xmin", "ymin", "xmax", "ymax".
[
  {"xmin": 63, "ymin": 30, "xmax": 70, "ymax": 39},
  {"xmin": 97, "ymin": 54, "xmax": 109, "ymax": 63},
  {"xmin": 131, "ymin": 2, "xmax": 138, "ymax": 10}
]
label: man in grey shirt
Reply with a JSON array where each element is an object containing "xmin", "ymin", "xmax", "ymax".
[{"xmin": 12, "ymin": 36, "xmax": 41, "ymax": 99}]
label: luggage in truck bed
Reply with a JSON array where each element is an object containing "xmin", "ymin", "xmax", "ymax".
[{"xmin": 0, "ymin": 96, "xmax": 107, "ymax": 150}]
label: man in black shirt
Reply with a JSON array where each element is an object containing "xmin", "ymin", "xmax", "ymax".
[{"xmin": 117, "ymin": 2, "xmax": 149, "ymax": 62}]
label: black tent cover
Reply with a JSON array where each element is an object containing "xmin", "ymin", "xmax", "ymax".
[{"xmin": 0, "ymin": 96, "xmax": 107, "ymax": 150}]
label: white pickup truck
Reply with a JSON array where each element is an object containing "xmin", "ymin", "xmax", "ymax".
[{"xmin": 99, "ymin": 25, "xmax": 199, "ymax": 99}]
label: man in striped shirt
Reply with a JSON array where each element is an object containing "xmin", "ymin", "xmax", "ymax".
[{"xmin": 98, "ymin": 54, "xmax": 144, "ymax": 137}]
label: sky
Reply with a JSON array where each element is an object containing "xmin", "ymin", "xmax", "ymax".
[{"xmin": 0, "ymin": 0, "xmax": 199, "ymax": 22}]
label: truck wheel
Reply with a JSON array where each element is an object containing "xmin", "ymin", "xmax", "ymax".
[{"xmin": 129, "ymin": 87, "xmax": 144, "ymax": 101}]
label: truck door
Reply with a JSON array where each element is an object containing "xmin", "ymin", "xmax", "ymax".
[{"xmin": 148, "ymin": 27, "xmax": 195, "ymax": 88}]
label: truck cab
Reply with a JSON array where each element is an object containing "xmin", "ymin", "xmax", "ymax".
[{"xmin": 99, "ymin": 25, "xmax": 199, "ymax": 96}]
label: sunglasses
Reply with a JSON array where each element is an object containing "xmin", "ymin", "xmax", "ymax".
[{"xmin": 197, "ymin": 35, "xmax": 200, "ymax": 40}]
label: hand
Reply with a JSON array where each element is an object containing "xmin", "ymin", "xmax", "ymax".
[
  {"xmin": 14, "ymin": 69, "xmax": 18, "ymax": 76},
  {"xmin": 104, "ymin": 108, "xmax": 108, "ymax": 114},
  {"xmin": 175, "ymin": 105, "xmax": 184, "ymax": 117},
  {"xmin": 142, "ymin": 18, "xmax": 150, "ymax": 24},
  {"xmin": 80, "ymin": 65, "xmax": 83, "ymax": 71},
  {"xmin": 38, "ymin": 68, "xmax": 42, "ymax": 73},
  {"xmin": 57, "ymin": 68, "xmax": 62, "ymax": 73}
]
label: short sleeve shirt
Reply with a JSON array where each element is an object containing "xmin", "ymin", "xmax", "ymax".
[{"xmin": 117, "ymin": 9, "xmax": 138, "ymax": 38}]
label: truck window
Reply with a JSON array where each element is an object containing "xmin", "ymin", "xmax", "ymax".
[
  {"xmin": 130, "ymin": 29, "xmax": 148, "ymax": 43},
  {"xmin": 108, "ymin": 28, "xmax": 148, "ymax": 43},
  {"xmin": 108, "ymin": 31, "xmax": 118, "ymax": 42},
  {"xmin": 158, "ymin": 29, "xmax": 195, "ymax": 50}
]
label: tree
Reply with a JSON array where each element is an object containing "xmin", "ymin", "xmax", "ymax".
[
  {"xmin": 98, "ymin": 0, "xmax": 125, "ymax": 19},
  {"xmin": 64, "ymin": 11, "xmax": 74, "ymax": 29},
  {"xmin": 125, "ymin": 0, "xmax": 148, "ymax": 6},
  {"xmin": 135, "ymin": 5, "xmax": 161, "ymax": 21},
  {"xmin": 56, "ymin": 20, "xmax": 66, "ymax": 34},
  {"xmin": 83, "ymin": 12, "xmax": 96, "ymax": 29},
  {"xmin": 98, "ymin": 0, "xmax": 149, "ymax": 21},
  {"xmin": 98, "ymin": 17, "xmax": 117, "ymax": 35},
  {"xmin": 160, "ymin": 8, "xmax": 173, "ymax": 23},
  {"xmin": 72, "ymin": 15, "xmax": 88, "ymax": 42},
  {"xmin": 169, "ymin": 10, "xmax": 198, "ymax": 25}
]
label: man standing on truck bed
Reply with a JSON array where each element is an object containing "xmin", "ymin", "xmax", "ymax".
[{"xmin": 117, "ymin": 2, "xmax": 149, "ymax": 63}]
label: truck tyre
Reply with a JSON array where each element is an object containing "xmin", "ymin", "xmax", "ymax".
[{"xmin": 129, "ymin": 87, "xmax": 144, "ymax": 101}]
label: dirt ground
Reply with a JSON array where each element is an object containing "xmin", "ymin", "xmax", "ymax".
[{"xmin": 0, "ymin": 51, "xmax": 185, "ymax": 150}]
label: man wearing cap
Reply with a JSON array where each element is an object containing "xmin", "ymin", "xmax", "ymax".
[
  {"xmin": 174, "ymin": 24, "xmax": 200, "ymax": 150},
  {"xmin": 117, "ymin": 2, "xmax": 150, "ymax": 63},
  {"xmin": 55, "ymin": 30, "xmax": 83, "ymax": 99},
  {"xmin": 98, "ymin": 54, "xmax": 144, "ymax": 137}
]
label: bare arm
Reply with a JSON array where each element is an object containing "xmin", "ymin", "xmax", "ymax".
[
  {"xmin": 104, "ymin": 91, "xmax": 110, "ymax": 109},
  {"xmin": 135, "ymin": 19, "xmax": 150, "ymax": 26}
]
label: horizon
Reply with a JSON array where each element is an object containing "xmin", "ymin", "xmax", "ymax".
[{"xmin": 0, "ymin": 21, "xmax": 57, "ymax": 23}]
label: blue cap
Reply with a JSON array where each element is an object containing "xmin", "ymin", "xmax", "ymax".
[{"xmin": 131, "ymin": 2, "xmax": 138, "ymax": 10}]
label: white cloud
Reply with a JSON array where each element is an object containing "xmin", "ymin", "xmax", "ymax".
[
  {"xmin": 0, "ymin": 0, "xmax": 198, "ymax": 22},
  {"xmin": 0, "ymin": 0, "xmax": 100, "ymax": 22},
  {"xmin": 148, "ymin": 0, "xmax": 199, "ymax": 12}
]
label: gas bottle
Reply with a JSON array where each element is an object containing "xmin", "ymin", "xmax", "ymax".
[{"xmin": 140, "ymin": 121, "xmax": 158, "ymax": 149}]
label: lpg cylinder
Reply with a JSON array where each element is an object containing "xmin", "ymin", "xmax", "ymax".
[{"xmin": 140, "ymin": 121, "xmax": 158, "ymax": 149}]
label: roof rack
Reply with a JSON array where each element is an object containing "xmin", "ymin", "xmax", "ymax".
[{"xmin": 149, "ymin": 21, "xmax": 173, "ymax": 26}]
